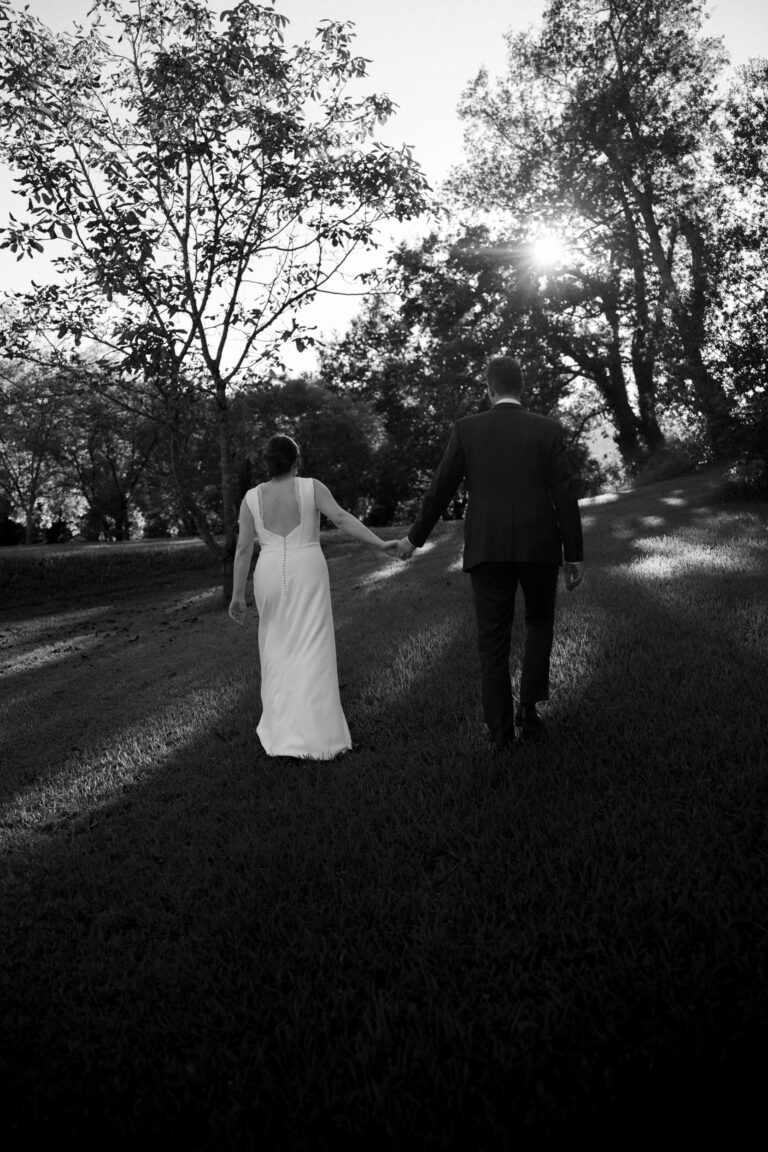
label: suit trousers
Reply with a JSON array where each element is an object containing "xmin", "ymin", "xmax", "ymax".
[{"xmin": 469, "ymin": 561, "xmax": 559, "ymax": 746}]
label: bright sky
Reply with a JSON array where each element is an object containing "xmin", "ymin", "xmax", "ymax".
[{"xmin": 1, "ymin": 0, "xmax": 766, "ymax": 361}]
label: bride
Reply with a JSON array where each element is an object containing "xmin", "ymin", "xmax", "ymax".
[{"xmin": 229, "ymin": 435, "xmax": 399, "ymax": 759}]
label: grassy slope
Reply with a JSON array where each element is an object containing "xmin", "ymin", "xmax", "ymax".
[
  {"xmin": 1, "ymin": 472, "xmax": 767, "ymax": 1150},
  {"xmin": 0, "ymin": 536, "xmax": 220, "ymax": 607}
]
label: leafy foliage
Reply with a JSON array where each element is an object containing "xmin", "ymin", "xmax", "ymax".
[
  {"xmin": 0, "ymin": 361, "xmax": 69, "ymax": 543},
  {"xmin": 322, "ymin": 229, "xmax": 620, "ymax": 501},
  {"xmin": 232, "ymin": 377, "xmax": 383, "ymax": 518},
  {"xmin": 0, "ymin": 369, "xmax": 399, "ymax": 540},
  {"xmin": 0, "ymin": 0, "xmax": 428, "ymax": 571},
  {"xmin": 713, "ymin": 59, "xmax": 768, "ymax": 403},
  {"xmin": 52, "ymin": 387, "xmax": 160, "ymax": 540},
  {"xmin": 447, "ymin": 0, "xmax": 735, "ymax": 461}
]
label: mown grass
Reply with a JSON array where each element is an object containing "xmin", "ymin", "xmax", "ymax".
[
  {"xmin": 0, "ymin": 536, "xmax": 220, "ymax": 607},
  {"xmin": 1, "ymin": 471, "xmax": 767, "ymax": 1150}
]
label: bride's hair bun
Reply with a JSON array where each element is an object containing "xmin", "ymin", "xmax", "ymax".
[{"xmin": 265, "ymin": 434, "xmax": 300, "ymax": 478}]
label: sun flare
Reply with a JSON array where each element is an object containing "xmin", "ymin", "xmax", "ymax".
[{"xmin": 530, "ymin": 232, "xmax": 569, "ymax": 268}]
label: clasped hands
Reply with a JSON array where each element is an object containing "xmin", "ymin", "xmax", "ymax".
[{"xmin": 381, "ymin": 537, "xmax": 416, "ymax": 561}]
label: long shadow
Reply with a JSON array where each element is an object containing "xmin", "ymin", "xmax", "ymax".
[
  {"xmin": 1, "ymin": 488, "xmax": 767, "ymax": 1149},
  {"xmin": 0, "ymin": 578, "xmax": 228, "ymax": 804},
  {"xmin": 0, "ymin": 571, "xmax": 222, "ymax": 683}
]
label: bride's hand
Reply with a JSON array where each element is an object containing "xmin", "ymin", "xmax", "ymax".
[
  {"xmin": 379, "ymin": 539, "xmax": 402, "ymax": 553},
  {"xmin": 228, "ymin": 598, "xmax": 247, "ymax": 625}
]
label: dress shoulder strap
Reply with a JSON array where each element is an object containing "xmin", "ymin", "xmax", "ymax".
[
  {"xmin": 304, "ymin": 476, "xmax": 318, "ymax": 505},
  {"xmin": 244, "ymin": 484, "xmax": 262, "ymax": 529}
]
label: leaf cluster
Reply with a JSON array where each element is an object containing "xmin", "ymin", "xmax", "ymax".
[{"xmin": 0, "ymin": 0, "xmax": 429, "ymax": 384}]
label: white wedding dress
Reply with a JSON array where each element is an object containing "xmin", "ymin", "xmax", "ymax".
[{"xmin": 245, "ymin": 476, "xmax": 352, "ymax": 759}]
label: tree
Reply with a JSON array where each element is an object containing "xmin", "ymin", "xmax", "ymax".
[
  {"xmin": 0, "ymin": 0, "xmax": 428, "ymax": 591},
  {"xmin": 0, "ymin": 362, "xmax": 67, "ymax": 543},
  {"xmin": 321, "ymin": 291, "xmax": 431, "ymax": 522},
  {"xmin": 321, "ymin": 229, "xmax": 612, "ymax": 506},
  {"xmin": 709, "ymin": 57, "xmax": 768, "ymax": 493},
  {"xmin": 714, "ymin": 59, "xmax": 768, "ymax": 403},
  {"xmin": 52, "ymin": 388, "xmax": 159, "ymax": 540},
  {"xmin": 450, "ymin": 0, "xmax": 734, "ymax": 460},
  {"xmin": 234, "ymin": 377, "xmax": 382, "ymax": 518}
]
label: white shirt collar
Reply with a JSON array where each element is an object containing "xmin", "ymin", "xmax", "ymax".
[{"xmin": 495, "ymin": 397, "xmax": 522, "ymax": 406}]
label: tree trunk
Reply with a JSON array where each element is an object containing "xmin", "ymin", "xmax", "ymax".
[
  {"xmin": 676, "ymin": 215, "xmax": 734, "ymax": 453},
  {"xmin": 553, "ymin": 330, "xmax": 644, "ymax": 467},
  {"xmin": 116, "ymin": 494, "xmax": 131, "ymax": 540},
  {"xmin": 24, "ymin": 502, "xmax": 35, "ymax": 545},
  {"xmin": 629, "ymin": 186, "xmax": 732, "ymax": 452},
  {"xmin": 618, "ymin": 187, "xmax": 666, "ymax": 454},
  {"xmin": 214, "ymin": 381, "xmax": 237, "ymax": 607},
  {"xmin": 168, "ymin": 420, "xmax": 223, "ymax": 560},
  {"xmin": 604, "ymin": 293, "xmax": 651, "ymax": 465},
  {"xmin": 586, "ymin": 357, "xmax": 643, "ymax": 467},
  {"xmin": 601, "ymin": 373, "xmax": 644, "ymax": 466},
  {"xmin": 631, "ymin": 328, "xmax": 666, "ymax": 452}
]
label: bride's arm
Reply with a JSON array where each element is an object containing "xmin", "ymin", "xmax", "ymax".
[
  {"xmin": 229, "ymin": 498, "xmax": 256, "ymax": 623},
  {"xmin": 313, "ymin": 479, "xmax": 397, "ymax": 550}
]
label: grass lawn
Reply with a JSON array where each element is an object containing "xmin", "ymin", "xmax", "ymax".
[{"xmin": 1, "ymin": 470, "xmax": 767, "ymax": 1150}]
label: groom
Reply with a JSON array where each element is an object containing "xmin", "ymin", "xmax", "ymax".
[{"xmin": 396, "ymin": 355, "xmax": 584, "ymax": 749}]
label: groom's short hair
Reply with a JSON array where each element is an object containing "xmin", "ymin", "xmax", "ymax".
[{"xmin": 487, "ymin": 356, "xmax": 523, "ymax": 396}]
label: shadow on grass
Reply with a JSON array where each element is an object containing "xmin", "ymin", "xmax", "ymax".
[
  {"xmin": 581, "ymin": 469, "xmax": 766, "ymax": 552},
  {"xmin": 2, "ymin": 491, "xmax": 767, "ymax": 1150},
  {"xmin": 0, "ymin": 533, "xmax": 406, "ymax": 805},
  {"xmin": 0, "ymin": 580, "xmax": 226, "ymax": 805}
]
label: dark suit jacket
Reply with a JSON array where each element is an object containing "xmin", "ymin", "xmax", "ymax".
[{"xmin": 408, "ymin": 404, "xmax": 583, "ymax": 570}]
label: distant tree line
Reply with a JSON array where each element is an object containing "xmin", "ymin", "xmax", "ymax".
[{"xmin": 0, "ymin": 368, "xmax": 389, "ymax": 544}]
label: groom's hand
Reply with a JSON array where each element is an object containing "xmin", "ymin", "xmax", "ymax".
[
  {"xmin": 565, "ymin": 562, "xmax": 583, "ymax": 591},
  {"xmin": 395, "ymin": 537, "xmax": 416, "ymax": 561}
]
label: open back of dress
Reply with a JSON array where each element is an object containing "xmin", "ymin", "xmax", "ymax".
[{"xmin": 245, "ymin": 476, "xmax": 351, "ymax": 760}]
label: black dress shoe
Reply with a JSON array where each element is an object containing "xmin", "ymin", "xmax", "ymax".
[{"xmin": 515, "ymin": 704, "xmax": 545, "ymax": 740}]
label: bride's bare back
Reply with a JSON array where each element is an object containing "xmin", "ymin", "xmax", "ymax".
[{"xmin": 259, "ymin": 477, "xmax": 301, "ymax": 537}]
